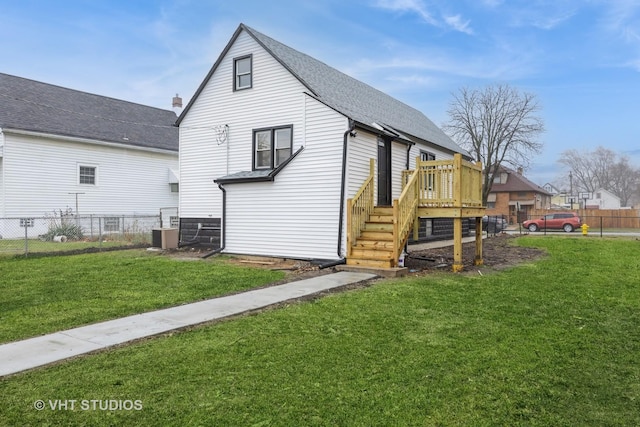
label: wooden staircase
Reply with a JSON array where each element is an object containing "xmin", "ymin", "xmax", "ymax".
[
  {"xmin": 346, "ymin": 154, "xmax": 486, "ymax": 272},
  {"xmin": 346, "ymin": 206, "xmax": 397, "ymax": 268}
]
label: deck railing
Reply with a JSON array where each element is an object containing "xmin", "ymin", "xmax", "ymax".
[
  {"xmin": 346, "ymin": 159, "xmax": 375, "ymax": 257},
  {"xmin": 393, "ymin": 166, "xmax": 420, "ymax": 264},
  {"xmin": 402, "ymin": 154, "xmax": 483, "ymax": 208}
]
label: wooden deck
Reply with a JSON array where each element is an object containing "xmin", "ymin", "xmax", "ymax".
[{"xmin": 347, "ymin": 154, "xmax": 485, "ymax": 271}]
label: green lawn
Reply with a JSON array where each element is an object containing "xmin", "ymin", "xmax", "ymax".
[
  {"xmin": 0, "ymin": 250, "xmax": 284, "ymax": 343},
  {"xmin": 0, "ymin": 238, "xmax": 146, "ymax": 255},
  {"xmin": 1, "ymin": 237, "xmax": 639, "ymax": 426}
]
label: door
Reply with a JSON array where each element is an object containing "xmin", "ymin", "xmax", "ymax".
[{"xmin": 377, "ymin": 136, "xmax": 392, "ymax": 206}]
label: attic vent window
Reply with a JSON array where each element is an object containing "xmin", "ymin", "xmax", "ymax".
[{"xmin": 234, "ymin": 55, "xmax": 252, "ymax": 90}]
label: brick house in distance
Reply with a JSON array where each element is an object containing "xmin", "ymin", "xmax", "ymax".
[{"xmin": 485, "ymin": 166, "xmax": 552, "ymax": 224}]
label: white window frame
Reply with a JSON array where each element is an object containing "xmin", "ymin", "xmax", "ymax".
[
  {"xmin": 78, "ymin": 164, "xmax": 98, "ymax": 186},
  {"xmin": 103, "ymin": 216, "xmax": 120, "ymax": 232}
]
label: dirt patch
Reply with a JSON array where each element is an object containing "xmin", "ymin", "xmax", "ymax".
[
  {"xmin": 168, "ymin": 234, "xmax": 546, "ymax": 280},
  {"xmin": 404, "ymin": 233, "xmax": 546, "ymax": 274}
]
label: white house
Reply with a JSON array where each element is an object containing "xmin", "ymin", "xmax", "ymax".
[
  {"xmin": 585, "ymin": 188, "xmax": 621, "ymax": 209},
  {"xmin": 0, "ymin": 73, "xmax": 179, "ymax": 237},
  {"xmin": 177, "ymin": 24, "xmax": 470, "ymax": 261}
]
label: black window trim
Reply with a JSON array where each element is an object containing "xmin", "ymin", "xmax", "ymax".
[
  {"xmin": 252, "ymin": 124, "xmax": 293, "ymax": 170},
  {"xmin": 420, "ymin": 150, "xmax": 436, "ymax": 161},
  {"xmin": 419, "ymin": 150, "xmax": 435, "ymax": 190},
  {"xmin": 233, "ymin": 54, "xmax": 253, "ymax": 91},
  {"xmin": 214, "ymin": 146, "xmax": 305, "ymax": 184}
]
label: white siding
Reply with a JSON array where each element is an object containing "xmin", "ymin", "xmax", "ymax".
[
  {"xmin": 391, "ymin": 141, "xmax": 408, "ymax": 198},
  {"xmin": 0, "ymin": 157, "xmax": 4, "ymax": 217},
  {"xmin": 179, "ymin": 30, "xmax": 311, "ymax": 218},
  {"xmin": 407, "ymin": 143, "xmax": 454, "ymax": 169},
  {"xmin": 0, "ymin": 131, "xmax": 4, "ymax": 217},
  {"xmin": 345, "ymin": 129, "xmax": 378, "ymax": 198},
  {"xmin": 223, "ymin": 97, "xmax": 348, "ymax": 260},
  {"xmin": 180, "ymin": 29, "xmax": 350, "ymax": 259},
  {"xmin": 1, "ymin": 132, "xmax": 178, "ymax": 217}
]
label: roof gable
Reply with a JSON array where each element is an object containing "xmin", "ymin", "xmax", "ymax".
[
  {"xmin": 178, "ymin": 23, "xmax": 466, "ymax": 156},
  {"xmin": 491, "ymin": 166, "xmax": 552, "ymax": 195},
  {"xmin": 0, "ymin": 73, "xmax": 178, "ymax": 152}
]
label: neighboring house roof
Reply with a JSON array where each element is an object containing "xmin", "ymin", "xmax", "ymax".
[
  {"xmin": 491, "ymin": 167, "xmax": 552, "ymax": 195},
  {"xmin": 0, "ymin": 73, "xmax": 178, "ymax": 152},
  {"xmin": 177, "ymin": 23, "xmax": 467, "ymax": 157},
  {"xmin": 543, "ymin": 182, "xmax": 560, "ymax": 195}
]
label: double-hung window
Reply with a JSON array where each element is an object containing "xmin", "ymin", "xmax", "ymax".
[
  {"xmin": 79, "ymin": 165, "xmax": 97, "ymax": 185},
  {"xmin": 253, "ymin": 126, "xmax": 292, "ymax": 169},
  {"xmin": 234, "ymin": 55, "xmax": 252, "ymax": 90}
]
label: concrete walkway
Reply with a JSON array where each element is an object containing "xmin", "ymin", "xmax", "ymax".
[{"xmin": 0, "ymin": 271, "xmax": 376, "ymax": 377}]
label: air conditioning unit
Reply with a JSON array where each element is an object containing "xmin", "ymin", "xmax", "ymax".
[{"xmin": 152, "ymin": 228, "xmax": 178, "ymax": 249}]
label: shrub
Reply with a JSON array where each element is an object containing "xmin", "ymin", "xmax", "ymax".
[{"xmin": 40, "ymin": 208, "xmax": 85, "ymax": 241}]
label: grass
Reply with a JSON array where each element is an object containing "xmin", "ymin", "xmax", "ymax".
[
  {"xmin": 0, "ymin": 249, "xmax": 284, "ymax": 343},
  {"xmin": 0, "ymin": 238, "xmax": 145, "ymax": 255},
  {"xmin": 1, "ymin": 237, "xmax": 640, "ymax": 425}
]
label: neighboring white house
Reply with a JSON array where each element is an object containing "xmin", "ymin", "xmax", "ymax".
[
  {"xmin": 176, "ymin": 24, "xmax": 470, "ymax": 261},
  {"xmin": 0, "ymin": 73, "xmax": 179, "ymax": 237},
  {"xmin": 585, "ymin": 188, "xmax": 621, "ymax": 209}
]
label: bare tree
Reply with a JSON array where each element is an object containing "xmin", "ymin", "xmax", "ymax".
[
  {"xmin": 559, "ymin": 146, "xmax": 640, "ymax": 206},
  {"xmin": 443, "ymin": 84, "xmax": 544, "ymax": 204}
]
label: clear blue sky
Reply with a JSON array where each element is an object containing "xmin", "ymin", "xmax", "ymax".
[{"xmin": 3, "ymin": 0, "xmax": 639, "ymax": 186}]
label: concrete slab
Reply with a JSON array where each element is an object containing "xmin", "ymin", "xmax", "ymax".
[
  {"xmin": 0, "ymin": 271, "xmax": 376, "ymax": 377},
  {"xmin": 336, "ymin": 264, "xmax": 409, "ymax": 278}
]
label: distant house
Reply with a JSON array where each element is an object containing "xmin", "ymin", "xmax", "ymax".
[
  {"xmin": 585, "ymin": 188, "xmax": 621, "ymax": 209},
  {"xmin": 486, "ymin": 166, "xmax": 552, "ymax": 224},
  {"xmin": 0, "ymin": 73, "xmax": 179, "ymax": 236},
  {"xmin": 176, "ymin": 24, "xmax": 480, "ymax": 265},
  {"xmin": 542, "ymin": 182, "xmax": 560, "ymax": 195}
]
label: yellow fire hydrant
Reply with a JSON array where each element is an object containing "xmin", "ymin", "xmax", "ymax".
[{"xmin": 581, "ymin": 223, "xmax": 589, "ymax": 236}]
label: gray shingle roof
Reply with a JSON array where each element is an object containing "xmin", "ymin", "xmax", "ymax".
[
  {"xmin": 0, "ymin": 73, "xmax": 178, "ymax": 152},
  {"xmin": 178, "ymin": 24, "xmax": 467, "ymax": 156}
]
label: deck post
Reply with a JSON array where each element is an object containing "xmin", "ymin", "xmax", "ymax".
[
  {"xmin": 453, "ymin": 216, "xmax": 463, "ymax": 272},
  {"xmin": 474, "ymin": 216, "xmax": 483, "ymax": 266},
  {"xmin": 392, "ymin": 199, "xmax": 399, "ymax": 268},
  {"xmin": 346, "ymin": 198, "xmax": 353, "ymax": 258},
  {"xmin": 413, "ymin": 161, "xmax": 420, "ymax": 241},
  {"xmin": 452, "ymin": 154, "xmax": 464, "ymax": 272}
]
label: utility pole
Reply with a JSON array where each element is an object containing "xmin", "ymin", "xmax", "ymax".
[
  {"xmin": 68, "ymin": 192, "xmax": 85, "ymax": 224},
  {"xmin": 569, "ymin": 171, "xmax": 574, "ymax": 209}
]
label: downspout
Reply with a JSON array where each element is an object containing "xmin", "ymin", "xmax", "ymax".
[
  {"xmin": 337, "ymin": 119, "xmax": 356, "ymax": 259},
  {"xmin": 201, "ymin": 183, "xmax": 226, "ymax": 258}
]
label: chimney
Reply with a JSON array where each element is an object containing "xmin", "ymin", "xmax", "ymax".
[
  {"xmin": 172, "ymin": 94, "xmax": 182, "ymax": 114},
  {"xmin": 517, "ymin": 167, "xmax": 523, "ymax": 175}
]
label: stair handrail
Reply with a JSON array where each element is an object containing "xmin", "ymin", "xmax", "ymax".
[
  {"xmin": 393, "ymin": 166, "xmax": 420, "ymax": 266},
  {"xmin": 346, "ymin": 159, "xmax": 375, "ymax": 258}
]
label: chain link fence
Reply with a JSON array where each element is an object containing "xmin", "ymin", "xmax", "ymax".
[{"xmin": 0, "ymin": 211, "xmax": 177, "ymax": 256}]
